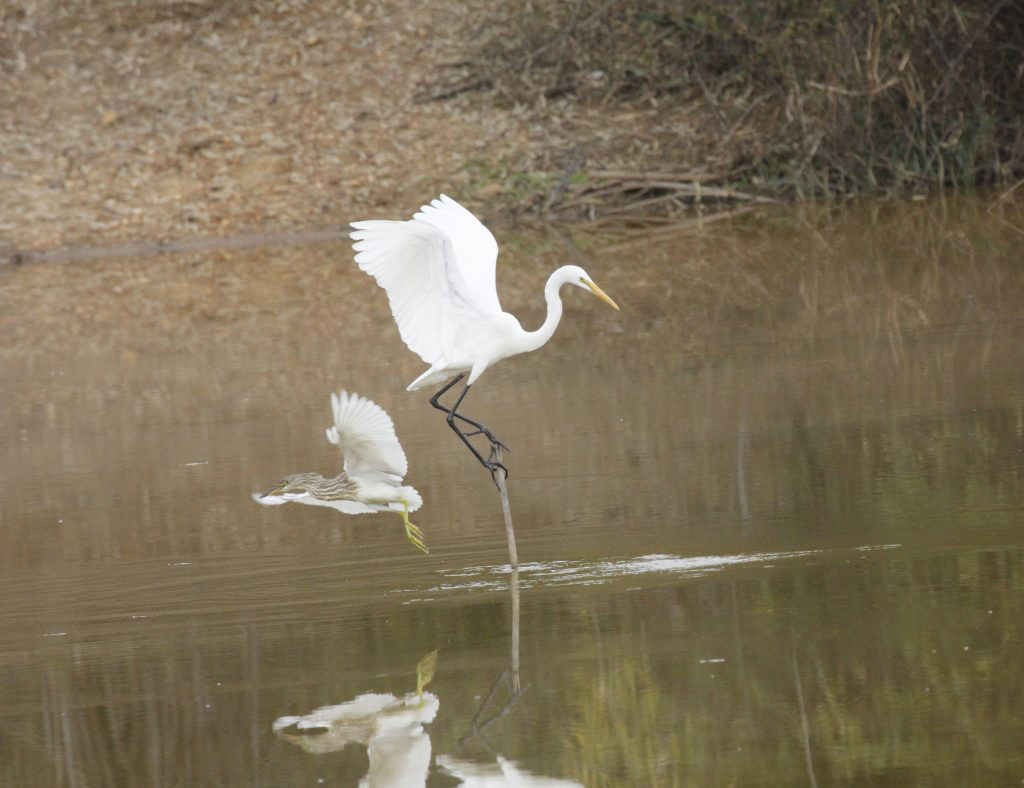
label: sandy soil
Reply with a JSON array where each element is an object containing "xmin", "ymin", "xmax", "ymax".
[
  {"xmin": 0, "ymin": 0, "xmax": 530, "ymax": 251},
  {"xmin": 1, "ymin": 0, "xmax": 727, "ymax": 256}
]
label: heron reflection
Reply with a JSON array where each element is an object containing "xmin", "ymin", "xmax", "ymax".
[
  {"xmin": 272, "ymin": 644, "xmax": 580, "ymax": 787},
  {"xmin": 273, "ymin": 651, "xmax": 438, "ymax": 785},
  {"xmin": 437, "ymin": 755, "xmax": 582, "ymax": 787},
  {"xmin": 254, "ymin": 389, "xmax": 427, "ymax": 553}
]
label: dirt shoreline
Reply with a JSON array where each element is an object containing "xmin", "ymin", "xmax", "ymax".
[
  {"xmin": 4, "ymin": 1, "xmax": 1020, "ymax": 258},
  {"xmin": 0, "ymin": 1, "xmax": 493, "ymax": 250},
  {"xmin": 0, "ymin": 0, "xmax": 734, "ymax": 254}
]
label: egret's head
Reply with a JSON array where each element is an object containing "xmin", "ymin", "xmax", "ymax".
[{"xmin": 565, "ymin": 265, "xmax": 619, "ymax": 311}]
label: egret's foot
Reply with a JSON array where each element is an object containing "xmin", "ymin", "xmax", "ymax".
[
  {"xmin": 484, "ymin": 427, "xmax": 510, "ymax": 452},
  {"xmin": 459, "ymin": 426, "xmax": 510, "ymax": 454},
  {"xmin": 485, "ymin": 442, "xmax": 509, "ymax": 482}
]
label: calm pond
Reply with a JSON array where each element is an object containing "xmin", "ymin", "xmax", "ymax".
[{"xmin": 1, "ymin": 193, "xmax": 1023, "ymax": 785}]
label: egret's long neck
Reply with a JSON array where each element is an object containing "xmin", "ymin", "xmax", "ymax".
[{"xmin": 520, "ymin": 271, "xmax": 566, "ymax": 353}]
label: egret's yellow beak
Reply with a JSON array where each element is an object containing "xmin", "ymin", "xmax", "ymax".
[{"xmin": 583, "ymin": 278, "xmax": 620, "ymax": 311}]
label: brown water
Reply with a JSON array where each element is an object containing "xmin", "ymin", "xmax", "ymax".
[{"xmin": 2, "ymin": 193, "xmax": 1023, "ymax": 785}]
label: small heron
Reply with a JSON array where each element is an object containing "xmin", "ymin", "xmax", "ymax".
[{"xmin": 254, "ymin": 390, "xmax": 426, "ymax": 553}]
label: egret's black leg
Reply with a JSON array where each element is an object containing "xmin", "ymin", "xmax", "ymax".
[
  {"xmin": 449, "ymin": 384, "xmax": 510, "ymax": 455},
  {"xmin": 430, "ymin": 374, "xmax": 483, "ymax": 431},
  {"xmin": 429, "ymin": 375, "xmax": 507, "ymax": 447},
  {"xmin": 430, "ymin": 375, "xmax": 506, "ymax": 447},
  {"xmin": 429, "ymin": 374, "xmax": 466, "ymax": 414},
  {"xmin": 447, "ymin": 383, "xmax": 509, "ymax": 474},
  {"xmin": 429, "ymin": 378, "xmax": 509, "ymax": 474}
]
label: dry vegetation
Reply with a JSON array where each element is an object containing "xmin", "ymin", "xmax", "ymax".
[
  {"xmin": 433, "ymin": 0, "xmax": 1024, "ymax": 213},
  {"xmin": 1, "ymin": 0, "xmax": 1022, "ymax": 255}
]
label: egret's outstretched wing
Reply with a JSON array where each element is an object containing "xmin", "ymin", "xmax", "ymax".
[
  {"xmin": 351, "ymin": 195, "xmax": 501, "ymax": 367},
  {"xmin": 325, "ymin": 390, "xmax": 408, "ymax": 484},
  {"xmin": 413, "ymin": 195, "xmax": 501, "ymax": 315}
]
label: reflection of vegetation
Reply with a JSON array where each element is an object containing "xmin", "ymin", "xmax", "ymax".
[
  {"xmin": 494, "ymin": 193, "xmax": 1024, "ymax": 547},
  {"xmin": 547, "ymin": 547, "xmax": 1024, "ymax": 784},
  {"xmin": 564, "ymin": 645, "xmax": 683, "ymax": 786},
  {"xmin": 0, "ymin": 547, "xmax": 1019, "ymax": 784},
  {"xmin": 3, "ymin": 194, "xmax": 1021, "ymax": 567}
]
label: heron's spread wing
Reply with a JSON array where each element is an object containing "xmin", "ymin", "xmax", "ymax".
[
  {"xmin": 325, "ymin": 391, "xmax": 408, "ymax": 484},
  {"xmin": 351, "ymin": 195, "xmax": 502, "ymax": 367}
]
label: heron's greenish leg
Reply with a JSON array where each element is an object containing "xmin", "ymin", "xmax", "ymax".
[{"xmin": 399, "ymin": 499, "xmax": 428, "ymax": 554}]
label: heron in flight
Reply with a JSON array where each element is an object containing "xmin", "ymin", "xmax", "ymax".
[
  {"xmin": 351, "ymin": 195, "xmax": 619, "ymax": 474},
  {"xmin": 254, "ymin": 390, "xmax": 426, "ymax": 553}
]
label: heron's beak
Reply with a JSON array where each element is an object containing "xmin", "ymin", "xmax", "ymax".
[
  {"xmin": 265, "ymin": 480, "xmax": 288, "ymax": 497},
  {"xmin": 583, "ymin": 278, "xmax": 620, "ymax": 311}
]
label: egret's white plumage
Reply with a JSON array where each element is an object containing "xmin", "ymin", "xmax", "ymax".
[
  {"xmin": 351, "ymin": 195, "xmax": 619, "ymax": 471},
  {"xmin": 351, "ymin": 194, "xmax": 619, "ymax": 391},
  {"xmin": 254, "ymin": 390, "xmax": 426, "ymax": 552}
]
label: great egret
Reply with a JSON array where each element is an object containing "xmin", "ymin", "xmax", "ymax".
[
  {"xmin": 351, "ymin": 194, "xmax": 619, "ymax": 472},
  {"xmin": 253, "ymin": 390, "xmax": 427, "ymax": 553}
]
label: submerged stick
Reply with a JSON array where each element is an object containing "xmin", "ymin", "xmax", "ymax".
[{"xmin": 490, "ymin": 448, "xmax": 518, "ymax": 571}]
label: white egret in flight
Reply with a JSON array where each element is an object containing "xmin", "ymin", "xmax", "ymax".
[
  {"xmin": 254, "ymin": 390, "xmax": 426, "ymax": 553},
  {"xmin": 351, "ymin": 195, "xmax": 619, "ymax": 473}
]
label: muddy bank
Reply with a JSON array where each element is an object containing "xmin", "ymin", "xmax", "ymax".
[{"xmin": 2, "ymin": 0, "xmax": 1021, "ymax": 255}]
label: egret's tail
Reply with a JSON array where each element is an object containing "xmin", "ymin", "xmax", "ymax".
[{"xmin": 407, "ymin": 367, "xmax": 457, "ymax": 391}]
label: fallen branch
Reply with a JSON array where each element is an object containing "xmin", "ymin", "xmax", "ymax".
[
  {"xmin": 555, "ymin": 170, "xmax": 773, "ymax": 216},
  {"xmin": 593, "ymin": 205, "xmax": 761, "ymax": 252}
]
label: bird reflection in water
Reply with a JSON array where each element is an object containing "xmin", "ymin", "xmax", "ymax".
[
  {"xmin": 273, "ymin": 650, "xmax": 439, "ymax": 786},
  {"xmin": 273, "ymin": 575, "xmax": 581, "ymax": 786},
  {"xmin": 436, "ymin": 755, "xmax": 582, "ymax": 787},
  {"xmin": 253, "ymin": 389, "xmax": 427, "ymax": 553}
]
